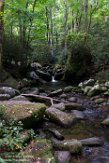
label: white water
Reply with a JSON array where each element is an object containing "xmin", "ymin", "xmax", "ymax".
[{"xmin": 51, "ymin": 76, "xmax": 57, "ymax": 83}]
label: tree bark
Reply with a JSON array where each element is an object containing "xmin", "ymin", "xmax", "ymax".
[{"xmin": 0, "ymin": 0, "xmax": 4, "ymax": 68}]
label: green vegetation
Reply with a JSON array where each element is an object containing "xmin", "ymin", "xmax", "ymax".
[{"xmin": 0, "ymin": 0, "xmax": 108, "ymax": 71}]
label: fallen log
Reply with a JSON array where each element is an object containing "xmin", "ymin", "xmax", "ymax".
[{"xmin": 21, "ymin": 94, "xmax": 60, "ymax": 105}]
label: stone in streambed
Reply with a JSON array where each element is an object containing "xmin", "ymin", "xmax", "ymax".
[
  {"xmin": 68, "ymin": 97, "xmax": 77, "ymax": 102},
  {"xmin": 47, "ymin": 128, "xmax": 64, "ymax": 140},
  {"xmin": 94, "ymin": 98, "xmax": 106, "ymax": 104},
  {"xmin": 48, "ymin": 89, "xmax": 63, "ymax": 97},
  {"xmin": 54, "ymin": 151, "xmax": 71, "ymax": 163},
  {"xmin": 52, "ymin": 138, "xmax": 82, "ymax": 154},
  {"xmin": 10, "ymin": 95, "xmax": 29, "ymax": 101},
  {"xmin": 64, "ymin": 86, "xmax": 73, "ymax": 93},
  {"xmin": 45, "ymin": 107, "xmax": 75, "ymax": 127},
  {"xmin": 80, "ymin": 137, "xmax": 103, "ymax": 147},
  {"xmin": 53, "ymin": 103, "xmax": 65, "ymax": 111},
  {"xmin": 71, "ymin": 110, "xmax": 85, "ymax": 120},
  {"xmin": 0, "ymin": 94, "xmax": 11, "ymax": 101},
  {"xmin": 101, "ymin": 117, "xmax": 109, "ymax": 126},
  {"xmin": 65, "ymin": 103, "xmax": 83, "ymax": 111}
]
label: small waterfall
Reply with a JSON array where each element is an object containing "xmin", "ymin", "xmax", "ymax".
[{"xmin": 51, "ymin": 76, "xmax": 57, "ymax": 83}]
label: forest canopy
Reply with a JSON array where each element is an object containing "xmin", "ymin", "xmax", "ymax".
[{"xmin": 0, "ymin": 0, "xmax": 109, "ymax": 74}]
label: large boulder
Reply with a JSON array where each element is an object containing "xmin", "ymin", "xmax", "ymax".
[
  {"xmin": 0, "ymin": 101, "xmax": 46, "ymax": 128},
  {"xmin": 45, "ymin": 107, "xmax": 75, "ymax": 127},
  {"xmin": 36, "ymin": 70, "xmax": 52, "ymax": 82}
]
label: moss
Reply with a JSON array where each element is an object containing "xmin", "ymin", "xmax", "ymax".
[
  {"xmin": 21, "ymin": 138, "xmax": 55, "ymax": 163},
  {"xmin": 0, "ymin": 102, "xmax": 46, "ymax": 128}
]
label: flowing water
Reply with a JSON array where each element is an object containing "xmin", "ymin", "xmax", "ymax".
[{"xmin": 41, "ymin": 81, "xmax": 109, "ymax": 163}]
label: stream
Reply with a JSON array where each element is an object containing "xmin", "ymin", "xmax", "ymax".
[{"xmin": 40, "ymin": 80, "xmax": 109, "ymax": 163}]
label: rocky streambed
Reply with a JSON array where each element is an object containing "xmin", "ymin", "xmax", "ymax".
[{"xmin": 0, "ymin": 79, "xmax": 109, "ymax": 163}]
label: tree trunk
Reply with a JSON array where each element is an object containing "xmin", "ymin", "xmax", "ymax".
[
  {"xmin": 0, "ymin": 0, "xmax": 4, "ymax": 68},
  {"xmin": 84, "ymin": 0, "xmax": 88, "ymax": 32}
]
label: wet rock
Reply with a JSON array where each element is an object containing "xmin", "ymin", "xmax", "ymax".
[
  {"xmin": 45, "ymin": 107, "xmax": 75, "ymax": 127},
  {"xmin": 54, "ymin": 151, "xmax": 71, "ymax": 163},
  {"xmin": 48, "ymin": 89, "xmax": 63, "ymax": 97},
  {"xmin": 52, "ymin": 138, "xmax": 82, "ymax": 154},
  {"xmin": 47, "ymin": 128, "xmax": 64, "ymax": 140},
  {"xmin": 68, "ymin": 97, "xmax": 77, "ymax": 102},
  {"xmin": 101, "ymin": 117, "xmax": 109, "ymax": 126},
  {"xmin": 79, "ymin": 79, "xmax": 95, "ymax": 88},
  {"xmin": 80, "ymin": 137, "xmax": 103, "ymax": 147},
  {"xmin": 0, "ymin": 94, "xmax": 11, "ymax": 100},
  {"xmin": 0, "ymin": 101, "xmax": 46, "ymax": 128},
  {"xmin": 87, "ymin": 85, "xmax": 107, "ymax": 96},
  {"xmin": 64, "ymin": 86, "xmax": 73, "ymax": 93},
  {"xmin": 60, "ymin": 93, "xmax": 67, "ymax": 99},
  {"xmin": 72, "ymin": 110, "xmax": 85, "ymax": 120},
  {"xmin": 65, "ymin": 103, "xmax": 83, "ymax": 111},
  {"xmin": 27, "ymin": 71, "xmax": 46, "ymax": 84},
  {"xmin": 36, "ymin": 70, "xmax": 52, "ymax": 82},
  {"xmin": 94, "ymin": 98, "xmax": 106, "ymax": 104},
  {"xmin": 83, "ymin": 86, "xmax": 92, "ymax": 95},
  {"xmin": 10, "ymin": 95, "xmax": 29, "ymax": 101},
  {"xmin": 0, "ymin": 86, "xmax": 18, "ymax": 98},
  {"xmin": 53, "ymin": 103, "xmax": 65, "ymax": 111}
]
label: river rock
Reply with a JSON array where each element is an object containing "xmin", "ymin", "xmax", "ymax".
[
  {"xmin": 87, "ymin": 85, "xmax": 107, "ymax": 96},
  {"xmin": 94, "ymin": 98, "xmax": 106, "ymax": 104},
  {"xmin": 45, "ymin": 107, "xmax": 75, "ymax": 127},
  {"xmin": 54, "ymin": 151, "xmax": 71, "ymax": 163},
  {"xmin": 65, "ymin": 103, "xmax": 83, "ymax": 111},
  {"xmin": 60, "ymin": 93, "xmax": 67, "ymax": 99},
  {"xmin": 80, "ymin": 137, "xmax": 103, "ymax": 146},
  {"xmin": 36, "ymin": 70, "xmax": 52, "ymax": 82},
  {"xmin": 47, "ymin": 128, "xmax": 64, "ymax": 140},
  {"xmin": 101, "ymin": 117, "xmax": 109, "ymax": 126},
  {"xmin": 10, "ymin": 95, "xmax": 29, "ymax": 101},
  {"xmin": 79, "ymin": 79, "xmax": 95, "ymax": 88},
  {"xmin": 52, "ymin": 138, "xmax": 82, "ymax": 154},
  {"xmin": 0, "ymin": 94, "xmax": 11, "ymax": 101},
  {"xmin": 48, "ymin": 89, "xmax": 63, "ymax": 97},
  {"xmin": 0, "ymin": 87, "xmax": 19, "ymax": 98},
  {"xmin": 0, "ymin": 101, "xmax": 46, "ymax": 128},
  {"xmin": 72, "ymin": 110, "xmax": 85, "ymax": 120},
  {"xmin": 68, "ymin": 97, "xmax": 77, "ymax": 102},
  {"xmin": 53, "ymin": 103, "xmax": 65, "ymax": 111},
  {"xmin": 64, "ymin": 86, "xmax": 73, "ymax": 93}
]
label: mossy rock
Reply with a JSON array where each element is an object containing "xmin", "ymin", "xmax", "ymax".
[
  {"xmin": 0, "ymin": 101, "xmax": 46, "ymax": 128},
  {"xmin": 21, "ymin": 138, "xmax": 55, "ymax": 163}
]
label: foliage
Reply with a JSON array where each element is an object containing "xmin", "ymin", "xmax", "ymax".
[{"xmin": 0, "ymin": 120, "xmax": 36, "ymax": 153}]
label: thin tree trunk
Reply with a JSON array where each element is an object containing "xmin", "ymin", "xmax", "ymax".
[
  {"xmin": 84, "ymin": 0, "xmax": 88, "ymax": 32},
  {"xmin": 0, "ymin": 0, "xmax": 4, "ymax": 68}
]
